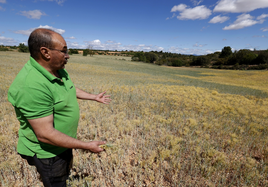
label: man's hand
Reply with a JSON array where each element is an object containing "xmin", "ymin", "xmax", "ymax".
[
  {"xmin": 76, "ymin": 88, "xmax": 112, "ymax": 104},
  {"xmin": 28, "ymin": 115, "xmax": 106, "ymax": 152},
  {"xmin": 95, "ymin": 91, "xmax": 111, "ymax": 104},
  {"xmin": 86, "ymin": 141, "xmax": 106, "ymax": 153}
]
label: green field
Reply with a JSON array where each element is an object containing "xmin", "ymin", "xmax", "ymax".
[{"xmin": 1, "ymin": 51, "xmax": 268, "ymax": 186}]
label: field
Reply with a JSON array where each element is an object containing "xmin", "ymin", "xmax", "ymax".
[{"xmin": 0, "ymin": 51, "xmax": 268, "ymax": 186}]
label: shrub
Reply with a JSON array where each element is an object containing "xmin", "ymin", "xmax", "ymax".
[
  {"xmin": 83, "ymin": 49, "xmax": 89, "ymax": 56},
  {"xmin": 0, "ymin": 47, "xmax": 9, "ymax": 51},
  {"xmin": 18, "ymin": 43, "xmax": 29, "ymax": 53}
]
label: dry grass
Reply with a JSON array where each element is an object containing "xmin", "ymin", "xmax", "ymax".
[{"xmin": 0, "ymin": 51, "xmax": 268, "ymax": 186}]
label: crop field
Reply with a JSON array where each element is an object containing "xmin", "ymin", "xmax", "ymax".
[{"xmin": 0, "ymin": 51, "xmax": 268, "ymax": 186}]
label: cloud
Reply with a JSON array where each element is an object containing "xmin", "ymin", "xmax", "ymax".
[
  {"xmin": 166, "ymin": 13, "xmax": 176, "ymax": 20},
  {"xmin": 168, "ymin": 46, "xmax": 212, "ymax": 55},
  {"xmin": 0, "ymin": 36, "xmax": 18, "ymax": 45},
  {"xmin": 214, "ymin": 0, "xmax": 268, "ymax": 13},
  {"xmin": 171, "ymin": 4, "xmax": 212, "ymax": 20},
  {"xmin": 51, "ymin": 0, "xmax": 65, "ymax": 5},
  {"xmin": 193, "ymin": 43, "xmax": 207, "ymax": 47},
  {"xmin": 83, "ymin": 39, "xmax": 164, "ymax": 52},
  {"xmin": 191, "ymin": 0, "xmax": 203, "ymax": 6},
  {"xmin": 209, "ymin": 15, "xmax": 229, "ymax": 23},
  {"xmin": 34, "ymin": 0, "xmax": 66, "ymax": 6},
  {"xmin": 0, "ymin": 0, "xmax": 6, "ymax": 3},
  {"xmin": 39, "ymin": 25, "xmax": 65, "ymax": 34},
  {"xmin": 66, "ymin": 36, "xmax": 76, "ymax": 39},
  {"xmin": 253, "ymin": 35, "xmax": 267, "ymax": 38},
  {"xmin": 171, "ymin": 4, "xmax": 187, "ymax": 12},
  {"xmin": 223, "ymin": 13, "xmax": 262, "ymax": 30},
  {"xmin": 257, "ymin": 14, "xmax": 268, "ymax": 20},
  {"xmin": 67, "ymin": 41, "xmax": 82, "ymax": 49},
  {"xmin": 14, "ymin": 25, "xmax": 65, "ymax": 36},
  {"xmin": 0, "ymin": 6, "xmax": 4, "ymax": 11},
  {"xmin": 19, "ymin": 10, "xmax": 46, "ymax": 19},
  {"xmin": 261, "ymin": 27, "xmax": 268, "ymax": 32}
]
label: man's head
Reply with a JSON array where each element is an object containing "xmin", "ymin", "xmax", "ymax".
[
  {"xmin": 28, "ymin": 28, "xmax": 54, "ymax": 59},
  {"xmin": 28, "ymin": 28, "xmax": 69, "ymax": 72}
]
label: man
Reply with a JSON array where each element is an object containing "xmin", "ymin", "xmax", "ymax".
[{"xmin": 8, "ymin": 28, "xmax": 111, "ymax": 187}]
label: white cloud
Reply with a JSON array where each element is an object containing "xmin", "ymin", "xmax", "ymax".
[
  {"xmin": 193, "ymin": 43, "xmax": 207, "ymax": 47},
  {"xmin": 0, "ymin": 36, "xmax": 18, "ymax": 45},
  {"xmin": 14, "ymin": 25, "xmax": 65, "ymax": 36},
  {"xmin": 261, "ymin": 27, "xmax": 268, "ymax": 32},
  {"xmin": 171, "ymin": 4, "xmax": 187, "ymax": 12},
  {"xmin": 214, "ymin": 0, "xmax": 268, "ymax": 13},
  {"xmin": 83, "ymin": 39, "xmax": 164, "ymax": 52},
  {"xmin": 166, "ymin": 13, "xmax": 176, "ymax": 20},
  {"xmin": 67, "ymin": 41, "xmax": 82, "ymax": 49},
  {"xmin": 52, "ymin": 0, "xmax": 65, "ymax": 5},
  {"xmin": 66, "ymin": 36, "xmax": 76, "ymax": 39},
  {"xmin": 171, "ymin": 4, "xmax": 212, "ymax": 20},
  {"xmin": 257, "ymin": 14, "xmax": 268, "ymax": 20},
  {"xmin": 35, "ymin": 0, "xmax": 66, "ymax": 6},
  {"xmin": 209, "ymin": 15, "xmax": 229, "ymax": 23},
  {"xmin": 19, "ymin": 10, "xmax": 46, "ymax": 19},
  {"xmin": 223, "ymin": 14, "xmax": 262, "ymax": 30},
  {"xmin": 191, "ymin": 0, "xmax": 203, "ymax": 6},
  {"xmin": 0, "ymin": 0, "xmax": 6, "ymax": 3},
  {"xmin": 168, "ymin": 46, "xmax": 211, "ymax": 55},
  {"xmin": 0, "ymin": 6, "xmax": 4, "ymax": 11},
  {"xmin": 39, "ymin": 25, "xmax": 65, "ymax": 34},
  {"xmin": 253, "ymin": 35, "xmax": 267, "ymax": 38}
]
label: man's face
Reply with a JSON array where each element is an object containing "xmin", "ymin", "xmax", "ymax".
[{"xmin": 49, "ymin": 34, "xmax": 69, "ymax": 70}]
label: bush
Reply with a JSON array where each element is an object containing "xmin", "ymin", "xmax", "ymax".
[
  {"xmin": 227, "ymin": 50, "xmax": 257, "ymax": 65},
  {"xmin": 18, "ymin": 43, "xmax": 29, "ymax": 53},
  {"xmin": 169, "ymin": 58, "xmax": 183, "ymax": 67},
  {"xmin": 69, "ymin": 49, "xmax": 79, "ymax": 54},
  {"xmin": 132, "ymin": 52, "xmax": 146, "ymax": 62},
  {"xmin": 254, "ymin": 51, "xmax": 268, "ymax": 64},
  {"xmin": 83, "ymin": 49, "xmax": 89, "ymax": 56},
  {"xmin": 144, "ymin": 52, "xmax": 158, "ymax": 63},
  {"xmin": 191, "ymin": 56, "xmax": 209, "ymax": 66},
  {"xmin": 0, "ymin": 47, "xmax": 9, "ymax": 51},
  {"xmin": 219, "ymin": 46, "xmax": 232, "ymax": 58},
  {"xmin": 247, "ymin": 64, "xmax": 268, "ymax": 70}
]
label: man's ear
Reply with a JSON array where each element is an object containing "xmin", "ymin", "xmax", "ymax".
[{"xmin": 40, "ymin": 47, "xmax": 50, "ymax": 60}]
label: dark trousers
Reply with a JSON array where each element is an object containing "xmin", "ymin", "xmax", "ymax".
[{"xmin": 20, "ymin": 149, "xmax": 73, "ymax": 187}]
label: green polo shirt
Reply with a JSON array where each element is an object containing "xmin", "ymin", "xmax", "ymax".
[{"xmin": 8, "ymin": 57, "xmax": 80, "ymax": 158}]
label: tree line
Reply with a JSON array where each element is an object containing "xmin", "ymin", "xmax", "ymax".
[
  {"xmin": 2, "ymin": 44, "xmax": 268, "ymax": 70},
  {"xmin": 131, "ymin": 46, "xmax": 268, "ymax": 70}
]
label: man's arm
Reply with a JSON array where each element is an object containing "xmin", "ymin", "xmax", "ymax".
[
  {"xmin": 28, "ymin": 114, "xmax": 105, "ymax": 153},
  {"xmin": 76, "ymin": 88, "xmax": 111, "ymax": 104}
]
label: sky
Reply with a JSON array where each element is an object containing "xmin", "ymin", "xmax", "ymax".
[{"xmin": 0, "ymin": 0, "xmax": 268, "ymax": 55}]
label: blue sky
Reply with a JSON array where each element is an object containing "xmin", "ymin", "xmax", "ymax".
[{"xmin": 0, "ymin": 0, "xmax": 268, "ymax": 55}]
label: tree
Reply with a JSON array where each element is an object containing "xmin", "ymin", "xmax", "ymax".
[
  {"xmin": 255, "ymin": 51, "xmax": 268, "ymax": 64},
  {"xmin": 83, "ymin": 49, "xmax": 89, "ymax": 56},
  {"xmin": 226, "ymin": 49, "xmax": 257, "ymax": 65},
  {"xmin": 219, "ymin": 46, "xmax": 232, "ymax": 58},
  {"xmin": 87, "ymin": 45, "xmax": 94, "ymax": 56},
  {"xmin": 69, "ymin": 48, "xmax": 79, "ymax": 54},
  {"xmin": 18, "ymin": 43, "xmax": 29, "ymax": 53},
  {"xmin": 144, "ymin": 52, "xmax": 158, "ymax": 63},
  {"xmin": 191, "ymin": 56, "xmax": 210, "ymax": 66},
  {"xmin": 131, "ymin": 52, "xmax": 146, "ymax": 62}
]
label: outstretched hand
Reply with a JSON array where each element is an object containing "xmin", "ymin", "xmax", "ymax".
[
  {"xmin": 95, "ymin": 91, "xmax": 112, "ymax": 104},
  {"xmin": 87, "ymin": 141, "xmax": 106, "ymax": 153}
]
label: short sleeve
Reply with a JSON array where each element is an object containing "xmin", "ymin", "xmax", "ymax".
[{"xmin": 15, "ymin": 87, "xmax": 54, "ymax": 119}]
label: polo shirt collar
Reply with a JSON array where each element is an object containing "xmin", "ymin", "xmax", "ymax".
[{"xmin": 30, "ymin": 57, "xmax": 61, "ymax": 82}]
